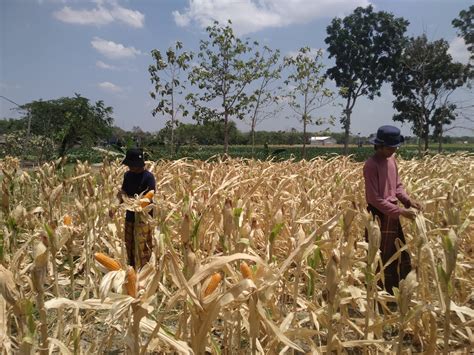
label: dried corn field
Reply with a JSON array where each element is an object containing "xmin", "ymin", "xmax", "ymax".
[{"xmin": 0, "ymin": 154, "xmax": 473, "ymax": 354}]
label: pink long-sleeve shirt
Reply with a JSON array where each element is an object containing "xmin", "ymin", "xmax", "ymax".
[{"xmin": 363, "ymin": 154, "xmax": 411, "ymax": 218}]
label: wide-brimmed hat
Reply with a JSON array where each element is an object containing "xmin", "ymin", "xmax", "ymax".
[
  {"xmin": 122, "ymin": 148, "xmax": 145, "ymax": 167},
  {"xmin": 368, "ymin": 125, "xmax": 405, "ymax": 147}
]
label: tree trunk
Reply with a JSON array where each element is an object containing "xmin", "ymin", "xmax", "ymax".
[
  {"xmin": 171, "ymin": 84, "xmax": 175, "ymax": 156},
  {"xmin": 423, "ymin": 125, "xmax": 429, "ymax": 154},
  {"xmin": 251, "ymin": 123, "xmax": 256, "ymax": 158},
  {"xmin": 60, "ymin": 132, "xmax": 72, "ymax": 157},
  {"xmin": 438, "ymin": 125, "xmax": 443, "ymax": 153},
  {"xmin": 343, "ymin": 98, "xmax": 352, "ymax": 156},
  {"xmin": 302, "ymin": 115, "xmax": 307, "ymax": 160},
  {"xmin": 343, "ymin": 113, "xmax": 351, "ymax": 156},
  {"xmin": 224, "ymin": 111, "xmax": 229, "ymax": 155},
  {"xmin": 170, "ymin": 118, "xmax": 175, "ymax": 156}
]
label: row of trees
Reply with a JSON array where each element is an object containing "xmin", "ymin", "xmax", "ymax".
[
  {"xmin": 0, "ymin": 94, "xmax": 114, "ymax": 158},
  {"xmin": 149, "ymin": 5, "xmax": 473, "ymax": 156},
  {"xmin": 146, "ymin": 121, "xmax": 472, "ymax": 147},
  {"xmin": 1, "ymin": 6, "xmax": 471, "ymax": 159}
]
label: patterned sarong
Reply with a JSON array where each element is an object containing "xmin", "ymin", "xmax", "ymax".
[
  {"xmin": 366, "ymin": 204, "xmax": 411, "ymax": 294},
  {"xmin": 124, "ymin": 219, "xmax": 153, "ymax": 269}
]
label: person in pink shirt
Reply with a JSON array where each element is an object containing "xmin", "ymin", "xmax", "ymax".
[{"xmin": 364, "ymin": 125, "xmax": 423, "ymax": 295}]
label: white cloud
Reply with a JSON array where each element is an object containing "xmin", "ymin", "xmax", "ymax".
[
  {"xmin": 91, "ymin": 37, "xmax": 142, "ymax": 59},
  {"xmin": 53, "ymin": 6, "xmax": 114, "ymax": 25},
  {"xmin": 448, "ymin": 37, "xmax": 470, "ymax": 64},
  {"xmin": 96, "ymin": 60, "xmax": 119, "ymax": 70},
  {"xmin": 111, "ymin": 6, "xmax": 144, "ymax": 28},
  {"xmin": 98, "ymin": 81, "xmax": 123, "ymax": 93},
  {"xmin": 53, "ymin": 2, "xmax": 144, "ymax": 28},
  {"xmin": 173, "ymin": 0, "xmax": 370, "ymax": 35}
]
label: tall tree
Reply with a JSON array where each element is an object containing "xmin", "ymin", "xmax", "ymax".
[
  {"xmin": 245, "ymin": 46, "xmax": 282, "ymax": 156},
  {"xmin": 283, "ymin": 47, "xmax": 334, "ymax": 159},
  {"xmin": 391, "ymin": 35, "xmax": 469, "ymax": 153},
  {"xmin": 452, "ymin": 5, "xmax": 474, "ymax": 61},
  {"xmin": 149, "ymin": 42, "xmax": 193, "ymax": 154},
  {"xmin": 21, "ymin": 94, "xmax": 113, "ymax": 156},
  {"xmin": 187, "ymin": 20, "xmax": 261, "ymax": 154},
  {"xmin": 325, "ymin": 5, "xmax": 408, "ymax": 154}
]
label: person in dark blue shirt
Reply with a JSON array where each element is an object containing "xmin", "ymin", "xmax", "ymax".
[{"xmin": 118, "ymin": 148, "xmax": 156, "ymax": 268}]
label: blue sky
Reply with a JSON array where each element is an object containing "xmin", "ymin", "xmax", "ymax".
[{"xmin": 1, "ymin": 0, "xmax": 472, "ymax": 136}]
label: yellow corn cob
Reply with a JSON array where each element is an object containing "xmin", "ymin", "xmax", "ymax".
[
  {"xmin": 140, "ymin": 190, "xmax": 155, "ymax": 208},
  {"xmin": 94, "ymin": 252, "xmax": 121, "ymax": 271},
  {"xmin": 204, "ymin": 272, "xmax": 222, "ymax": 296},
  {"xmin": 240, "ymin": 262, "xmax": 253, "ymax": 279},
  {"xmin": 126, "ymin": 266, "xmax": 137, "ymax": 298},
  {"xmin": 63, "ymin": 214, "xmax": 72, "ymax": 226}
]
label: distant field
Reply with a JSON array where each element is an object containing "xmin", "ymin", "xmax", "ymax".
[
  {"xmin": 143, "ymin": 144, "xmax": 474, "ymax": 162},
  {"xmin": 33, "ymin": 143, "xmax": 474, "ymax": 163}
]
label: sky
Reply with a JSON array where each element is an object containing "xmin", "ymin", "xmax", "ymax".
[{"xmin": 1, "ymin": 0, "xmax": 472, "ymax": 137}]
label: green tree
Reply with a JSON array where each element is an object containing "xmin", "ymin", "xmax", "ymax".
[
  {"xmin": 284, "ymin": 47, "xmax": 335, "ymax": 159},
  {"xmin": 21, "ymin": 94, "xmax": 113, "ymax": 156},
  {"xmin": 246, "ymin": 46, "xmax": 282, "ymax": 156},
  {"xmin": 391, "ymin": 35, "xmax": 470, "ymax": 153},
  {"xmin": 0, "ymin": 118, "xmax": 27, "ymax": 133},
  {"xmin": 149, "ymin": 42, "xmax": 193, "ymax": 154},
  {"xmin": 452, "ymin": 5, "xmax": 474, "ymax": 61},
  {"xmin": 325, "ymin": 5, "xmax": 409, "ymax": 154},
  {"xmin": 187, "ymin": 20, "xmax": 261, "ymax": 154}
]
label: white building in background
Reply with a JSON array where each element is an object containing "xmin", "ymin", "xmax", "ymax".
[{"xmin": 310, "ymin": 136, "xmax": 337, "ymax": 146}]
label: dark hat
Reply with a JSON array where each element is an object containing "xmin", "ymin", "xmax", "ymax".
[
  {"xmin": 122, "ymin": 148, "xmax": 145, "ymax": 167},
  {"xmin": 368, "ymin": 125, "xmax": 405, "ymax": 147}
]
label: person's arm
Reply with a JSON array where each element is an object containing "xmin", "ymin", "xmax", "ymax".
[
  {"xmin": 364, "ymin": 160, "xmax": 405, "ymax": 218},
  {"xmin": 145, "ymin": 171, "xmax": 156, "ymax": 193}
]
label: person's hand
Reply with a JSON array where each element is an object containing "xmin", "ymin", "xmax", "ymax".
[
  {"xmin": 410, "ymin": 200, "xmax": 424, "ymax": 211},
  {"xmin": 400, "ymin": 208, "xmax": 417, "ymax": 220}
]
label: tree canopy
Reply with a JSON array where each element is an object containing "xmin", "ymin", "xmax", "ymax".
[
  {"xmin": 325, "ymin": 5, "xmax": 409, "ymax": 154},
  {"xmin": 149, "ymin": 41, "xmax": 193, "ymax": 154},
  {"xmin": 245, "ymin": 46, "xmax": 282, "ymax": 156},
  {"xmin": 20, "ymin": 94, "xmax": 113, "ymax": 156},
  {"xmin": 284, "ymin": 47, "xmax": 334, "ymax": 159},
  {"xmin": 187, "ymin": 20, "xmax": 263, "ymax": 154},
  {"xmin": 452, "ymin": 5, "xmax": 474, "ymax": 61},
  {"xmin": 391, "ymin": 35, "xmax": 470, "ymax": 152}
]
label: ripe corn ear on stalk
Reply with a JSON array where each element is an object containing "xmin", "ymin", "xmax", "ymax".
[
  {"xmin": 63, "ymin": 214, "xmax": 72, "ymax": 226},
  {"xmin": 204, "ymin": 272, "xmax": 222, "ymax": 296},
  {"xmin": 94, "ymin": 252, "xmax": 121, "ymax": 271},
  {"xmin": 126, "ymin": 266, "xmax": 137, "ymax": 298},
  {"xmin": 240, "ymin": 262, "xmax": 253, "ymax": 279}
]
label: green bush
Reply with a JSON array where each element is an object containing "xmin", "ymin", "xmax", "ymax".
[{"xmin": 0, "ymin": 131, "xmax": 56, "ymax": 162}]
